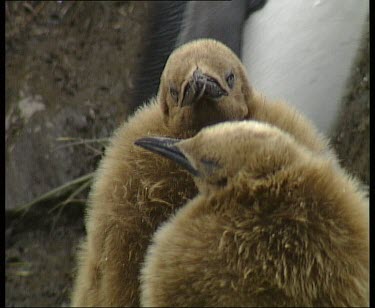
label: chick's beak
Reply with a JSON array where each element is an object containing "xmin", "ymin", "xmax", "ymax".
[
  {"xmin": 134, "ymin": 137, "xmax": 199, "ymax": 176},
  {"xmin": 180, "ymin": 68, "xmax": 228, "ymax": 107}
]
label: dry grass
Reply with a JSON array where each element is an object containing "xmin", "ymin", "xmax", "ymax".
[{"xmin": 9, "ymin": 137, "xmax": 109, "ymax": 219}]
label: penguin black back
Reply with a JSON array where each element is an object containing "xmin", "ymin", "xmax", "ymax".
[{"xmin": 130, "ymin": 1, "xmax": 267, "ymax": 113}]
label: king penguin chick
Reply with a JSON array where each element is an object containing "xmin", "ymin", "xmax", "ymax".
[
  {"xmin": 71, "ymin": 39, "xmax": 333, "ymax": 307},
  {"xmin": 71, "ymin": 38, "xmax": 254, "ymax": 307},
  {"xmin": 136, "ymin": 121, "xmax": 369, "ymax": 307}
]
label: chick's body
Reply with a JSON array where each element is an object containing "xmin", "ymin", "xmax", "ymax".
[
  {"xmin": 139, "ymin": 121, "xmax": 369, "ymax": 307},
  {"xmin": 72, "ymin": 101, "xmax": 199, "ymax": 306},
  {"xmin": 71, "ymin": 38, "xmax": 253, "ymax": 306},
  {"xmin": 71, "ymin": 39, "xmax": 335, "ymax": 306}
]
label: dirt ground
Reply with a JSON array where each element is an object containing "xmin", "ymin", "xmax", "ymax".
[
  {"xmin": 5, "ymin": 2, "xmax": 369, "ymax": 307},
  {"xmin": 5, "ymin": 2, "xmax": 153, "ymax": 306}
]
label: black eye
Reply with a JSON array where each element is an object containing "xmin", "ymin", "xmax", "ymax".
[
  {"xmin": 226, "ymin": 72, "xmax": 235, "ymax": 89},
  {"xmin": 216, "ymin": 177, "xmax": 228, "ymax": 187},
  {"xmin": 170, "ymin": 87, "xmax": 179, "ymax": 101}
]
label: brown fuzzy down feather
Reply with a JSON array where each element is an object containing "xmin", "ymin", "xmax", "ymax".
[
  {"xmin": 140, "ymin": 121, "xmax": 369, "ymax": 307},
  {"xmin": 71, "ymin": 39, "xmax": 336, "ymax": 306}
]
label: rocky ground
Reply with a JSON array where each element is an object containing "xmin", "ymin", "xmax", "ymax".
[
  {"xmin": 5, "ymin": 2, "xmax": 152, "ymax": 306},
  {"xmin": 330, "ymin": 22, "xmax": 369, "ymax": 186},
  {"xmin": 5, "ymin": 2, "xmax": 369, "ymax": 307}
]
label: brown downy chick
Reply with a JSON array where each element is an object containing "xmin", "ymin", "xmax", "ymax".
[
  {"xmin": 71, "ymin": 38, "xmax": 334, "ymax": 307},
  {"xmin": 71, "ymin": 38, "xmax": 254, "ymax": 307},
  {"xmin": 137, "ymin": 121, "xmax": 369, "ymax": 307}
]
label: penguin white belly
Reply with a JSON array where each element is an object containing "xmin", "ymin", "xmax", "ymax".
[{"xmin": 242, "ymin": 0, "xmax": 368, "ymax": 135}]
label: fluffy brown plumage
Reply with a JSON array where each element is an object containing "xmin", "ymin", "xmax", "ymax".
[
  {"xmin": 137, "ymin": 121, "xmax": 369, "ymax": 307},
  {"xmin": 71, "ymin": 39, "xmax": 333, "ymax": 306}
]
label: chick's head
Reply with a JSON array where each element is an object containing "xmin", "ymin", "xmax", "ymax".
[
  {"xmin": 135, "ymin": 121, "xmax": 302, "ymax": 194},
  {"xmin": 158, "ymin": 39, "xmax": 254, "ymax": 134}
]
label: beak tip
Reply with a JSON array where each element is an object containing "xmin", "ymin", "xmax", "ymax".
[{"xmin": 134, "ymin": 137, "xmax": 199, "ymax": 177}]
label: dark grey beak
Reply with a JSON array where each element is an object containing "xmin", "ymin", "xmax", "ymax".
[
  {"xmin": 180, "ymin": 68, "xmax": 228, "ymax": 107},
  {"xmin": 134, "ymin": 137, "xmax": 199, "ymax": 176}
]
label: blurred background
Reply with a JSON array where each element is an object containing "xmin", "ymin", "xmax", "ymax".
[{"xmin": 5, "ymin": 1, "xmax": 368, "ymax": 306}]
